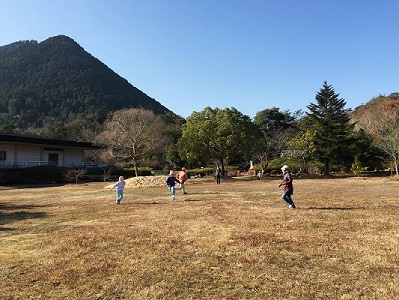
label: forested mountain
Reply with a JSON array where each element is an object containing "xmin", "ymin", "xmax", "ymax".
[
  {"xmin": 0, "ymin": 35, "xmax": 177, "ymax": 139},
  {"xmin": 351, "ymin": 93, "xmax": 399, "ymax": 136}
]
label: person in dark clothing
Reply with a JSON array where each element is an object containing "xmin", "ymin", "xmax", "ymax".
[
  {"xmin": 215, "ymin": 165, "xmax": 221, "ymax": 185},
  {"xmin": 166, "ymin": 170, "xmax": 181, "ymax": 200},
  {"xmin": 278, "ymin": 165, "xmax": 296, "ymax": 209}
]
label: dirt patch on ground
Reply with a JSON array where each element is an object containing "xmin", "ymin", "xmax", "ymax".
[
  {"xmin": 105, "ymin": 175, "xmax": 167, "ymax": 189},
  {"xmin": 104, "ymin": 175, "xmax": 209, "ymax": 189}
]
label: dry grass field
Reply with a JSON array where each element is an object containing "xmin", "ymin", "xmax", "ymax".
[{"xmin": 0, "ymin": 175, "xmax": 398, "ymax": 299}]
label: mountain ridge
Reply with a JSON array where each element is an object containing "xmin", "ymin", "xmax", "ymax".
[{"xmin": 0, "ymin": 35, "xmax": 177, "ymax": 138}]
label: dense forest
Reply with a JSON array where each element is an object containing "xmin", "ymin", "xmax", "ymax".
[{"xmin": 0, "ymin": 35, "xmax": 179, "ymax": 140}]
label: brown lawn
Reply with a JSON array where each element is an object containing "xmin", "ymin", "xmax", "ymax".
[{"xmin": 0, "ymin": 176, "xmax": 398, "ymax": 299}]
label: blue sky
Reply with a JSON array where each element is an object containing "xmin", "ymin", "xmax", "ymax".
[{"xmin": 1, "ymin": 0, "xmax": 398, "ymax": 118}]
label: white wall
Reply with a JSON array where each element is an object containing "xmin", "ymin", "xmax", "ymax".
[
  {"xmin": 0, "ymin": 144, "xmax": 16, "ymax": 160},
  {"xmin": 63, "ymin": 149, "xmax": 84, "ymax": 167},
  {"xmin": 14, "ymin": 145, "xmax": 41, "ymax": 161},
  {"xmin": 0, "ymin": 142, "xmax": 87, "ymax": 167}
]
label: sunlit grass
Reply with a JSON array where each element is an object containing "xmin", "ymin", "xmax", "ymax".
[{"xmin": 1, "ymin": 176, "xmax": 398, "ymax": 299}]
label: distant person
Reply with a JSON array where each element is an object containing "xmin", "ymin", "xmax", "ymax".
[
  {"xmin": 278, "ymin": 165, "xmax": 296, "ymax": 209},
  {"xmin": 177, "ymin": 167, "xmax": 188, "ymax": 194},
  {"xmin": 110, "ymin": 176, "xmax": 126, "ymax": 204},
  {"xmin": 215, "ymin": 165, "xmax": 222, "ymax": 185},
  {"xmin": 166, "ymin": 170, "xmax": 181, "ymax": 200},
  {"xmin": 257, "ymin": 170, "xmax": 262, "ymax": 180},
  {"xmin": 297, "ymin": 168, "xmax": 302, "ymax": 179}
]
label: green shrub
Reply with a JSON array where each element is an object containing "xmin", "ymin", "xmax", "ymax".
[
  {"xmin": 186, "ymin": 168, "xmax": 214, "ymax": 177},
  {"xmin": 351, "ymin": 157, "xmax": 363, "ymax": 177},
  {"xmin": 139, "ymin": 169, "xmax": 152, "ymax": 176},
  {"xmin": 0, "ymin": 166, "xmax": 68, "ymax": 184},
  {"xmin": 266, "ymin": 158, "xmax": 299, "ymax": 173},
  {"xmin": 22, "ymin": 166, "xmax": 67, "ymax": 183}
]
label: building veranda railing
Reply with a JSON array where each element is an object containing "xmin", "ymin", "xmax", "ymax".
[{"xmin": 0, "ymin": 161, "xmax": 105, "ymax": 169}]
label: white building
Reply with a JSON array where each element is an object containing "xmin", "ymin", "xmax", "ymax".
[{"xmin": 0, "ymin": 134, "xmax": 100, "ymax": 169}]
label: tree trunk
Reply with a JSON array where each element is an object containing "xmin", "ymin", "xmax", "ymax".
[
  {"xmin": 133, "ymin": 160, "xmax": 139, "ymax": 177},
  {"xmin": 220, "ymin": 157, "xmax": 225, "ymax": 176},
  {"xmin": 301, "ymin": 159, "xmax": 309, "ymax": 173},
  {"xmin": 323, "ymin": 159, "xmax": 330, "ymax": 176}
]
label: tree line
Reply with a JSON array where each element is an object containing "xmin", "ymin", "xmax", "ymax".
[
  {"xmin": 94, "ymin": 82, "xmax": 399, "ymax": 176},
  {"xmin": 2, "ymin": 36, "xmax": 397, "ymax": 176}
]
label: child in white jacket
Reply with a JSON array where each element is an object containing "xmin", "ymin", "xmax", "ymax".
[{"xmin": 110, "ymin": 176, "xmax": 126, "ymax": 204}]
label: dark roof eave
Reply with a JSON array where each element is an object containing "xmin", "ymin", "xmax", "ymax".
[{"xmin": 0, "ymin": 134, "xmax": 99, "ymax": 149}]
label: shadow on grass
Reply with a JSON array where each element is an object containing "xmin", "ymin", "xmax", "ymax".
[
  {"xmin": 183, "ymin": 198, "xmax": 202, "ymax": 202},
  {"xmin": 307, "ymin": 207, "xmax": 365, "ymax": 210},
  {"xmin": 0, "ymin": 203, "xmax": 47, "ymax": 227},
  {"xmin": 128, "ymin": 202, "xmax": 168, "ymax": 205},
  {"xmin": 0, "ymin": 183, "xmax": 65, "ymax": 190},
  {"xmin": 129, "ymin": 198, "xmax": 203, "ymax": 204},
  {"xmin": 0, "ymin": 203, "xmax": 48, "ymax": 211},
  {"xmin": 0, "ymin": 227, "xmax": 16, "ymax": 232}
]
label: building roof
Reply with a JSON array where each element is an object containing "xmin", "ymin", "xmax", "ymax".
[{"xmin": 0, "ymin": 134, "xmax": 98, "ymax": 149}]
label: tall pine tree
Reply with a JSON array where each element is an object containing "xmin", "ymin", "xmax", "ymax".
[{"xmin": 307, "ymin": 81, "xmax": 354, "ymax": 175}]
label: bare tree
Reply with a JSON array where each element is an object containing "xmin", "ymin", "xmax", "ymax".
[
  {"xmin": 95, "ymin": 108, "xmax": 170, "ymax": 176},
  {"xmin": 64, "ymin": 168, "xmax": 87, "ymax": 184},
  {"xmin": 253, "ymin": 127, "xmax": 289, "ymax": 172},
  {"xmin": 376, "ymin": 126, "xmax": 399, "ymax": 175}
]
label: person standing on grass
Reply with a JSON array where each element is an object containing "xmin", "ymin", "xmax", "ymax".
[
  {"xmin": 166, "ymin": 170, "xmax": 181, "ymax": 200},
  {"xmin": 278, "ymin": 165, "xmax": 296, "ymax": 209},
  {"xmin": 177, "ymin": 167, "xmax": 188, "ymax": 195},
  {"xmin": 215, "ymin": 165, "xmax": 222, "ymax": 185},
  {"xmin": 110, "ymin": 176, "xmax": 126, "ymax": 204}
]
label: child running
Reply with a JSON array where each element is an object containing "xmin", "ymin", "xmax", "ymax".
[
  {"xmin": 110, "ymin": 176, "xmax": 126, "ymax": 204},
  {"xmin": 165, "ymin": 170, "xmax": 181, "ymax": 200},
  {"xmin": 177, "ymin": 167, "xmax": 188, "ymax": 195}
]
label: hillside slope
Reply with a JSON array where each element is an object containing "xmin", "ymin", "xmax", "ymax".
[{"xmin": 0, "ymin": 35, "xmax": 173, "ymax": 133}]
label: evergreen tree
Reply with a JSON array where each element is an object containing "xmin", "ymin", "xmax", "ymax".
[{"xmin": 306, "ymin": 81, "xmax": 354, "ymax": 175}]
